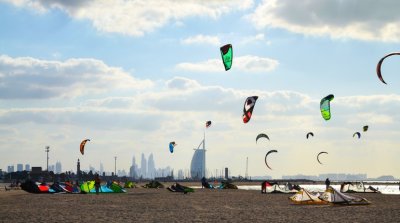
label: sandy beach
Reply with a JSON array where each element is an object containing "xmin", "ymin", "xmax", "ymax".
[{"xmin": 1, "ymin": 183, "xmax": 399, "ymax": 223}]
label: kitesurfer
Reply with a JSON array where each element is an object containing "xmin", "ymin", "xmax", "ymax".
[
  {"xmin": 94, "ymin": 174, "xmax": 101, "ymax": 195},
  {"xmin": 201, "ymin": 177, "xmax": 207, "ymax": 188},
  {"xmin": 261, "ymin": 181, "xmax": 267, "ymax": 194},
  {"xmin": 325, "ymin": 178, "xmax": 331, "ymax": 190}
]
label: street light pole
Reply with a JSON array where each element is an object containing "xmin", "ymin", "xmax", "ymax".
[
  {"xmin": 45, "ymin": 146, "xmax": 50, "ymax": 171},
  {"xmin": 114, "ymin": 156, "xmax": 117, "ymax": 177}
]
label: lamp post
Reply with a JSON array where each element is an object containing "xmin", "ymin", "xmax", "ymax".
[
  {"xmin": 114, "ymin": 156, "xmax": 117, "ymax": 177},
  {"xmin": 45, "ymin": 146, "xmax": 50, "ymax": 171}
]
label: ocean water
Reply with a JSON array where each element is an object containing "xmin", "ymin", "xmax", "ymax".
[{"xmin": 237, "ymin": 183, "xmax": 400, "ymax": 195}]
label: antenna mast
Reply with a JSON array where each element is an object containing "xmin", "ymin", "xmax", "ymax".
[{"xmin": 245, "ymin": 157, "xmax": 248, "ymax": 179}]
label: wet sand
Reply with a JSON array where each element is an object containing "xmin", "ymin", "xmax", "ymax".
[{"xmin": 1, "ymin": 184, "xmax": 399, "ymax": 222}]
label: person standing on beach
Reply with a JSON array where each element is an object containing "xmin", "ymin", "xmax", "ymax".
[
  {"xmin": 325, "ymin": 178, "xmax": 330, "ymax": 190},
  {"xmin": 94, "ymin": 174, "xmax": 101, "ymax": 195}
]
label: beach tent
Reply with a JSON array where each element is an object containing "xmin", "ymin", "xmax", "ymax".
[
  {"xmin": 340, "ymin": 182, "xmax": 379, "ymax": 193},
  {"xmin": 289, "ymin": 189, "xmax": 328, "ymax": 205},
  {"xmin": 320, "ymin": 186, "xmax": 371, "ymax": 205}
]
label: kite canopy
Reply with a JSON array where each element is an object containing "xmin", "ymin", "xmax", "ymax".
[
  {"xmin": 306, "ymin": 132, "xmax": 314, "ymax": 139},
  {"xmin": 340, "ymin": 182, "xmax": 379, "ymax": 193},
  {"xmin": 169, "ymin": 142, "xmax": 176, "ymax": 153},
  {"xmin": 363, "ymin": 125, "xmax": 369, "ymax": 132},
  {"xmin": 206, "ymin": 120, "xmax": 212, "ymax": 128},
  {"xmin": 80, "ymin": 139, "xmax": 90, "ymax": 155},
  {"xmin": 289, "ymin": 189, "xmax": 329, "ymax": 205},
  {"xmin": 243, "ymin": 96, "xmax": 258, "ymax": 123},
  {"xmin": 320, "ymin": 94, "xmax": 334, "ymax": 121},
  {"xmin": 265, "ymin": 149, "xmax": 278, "ymax": 170},
  {"xmin": 376, "ymin": 52, "xmax": 400, "ymax": 84},
  {"xmin": 220, "ymin": 44, "xmax": 233, "ymax": 71},
  {"xmin": 320, "ymin": 186, "xmax": 371, "ymax": 205},
  {"xmin": 317, "ymin": 151, "xmax": 328, "ymax": 165},
  {"xmin": 256, "ymin": 133, "xmax": 270, "ymax": 144},
  {"xmin": 353, "ymin": 132, "xmax": 361, "ymax": 139}
]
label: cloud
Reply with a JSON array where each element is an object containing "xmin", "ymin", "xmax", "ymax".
[
  {"xmin": 0, "ymin": 55, "xmax": 153, "ymax": 99},
  {"xmin": 176, "ymin": 55, "xmax": 279, "ymax": 73},
  {"xmin": 1, "ymin": 76, "xmax": 400, "ymax": 176},
  {"xmin": 248, "ymin": 0, "xmax": 400, "ymax": 42},
  {"xmin": 240, "ymin": 33, "xmax": 270, "ymax": 45},
  {"xmin": 5, "ymin": 0, "xmax": 254, "ymax": 36},
  {"xmin": 181, "ymin": 35, "xmax": 221, "ymax": 46}
]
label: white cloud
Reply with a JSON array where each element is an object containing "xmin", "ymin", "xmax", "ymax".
[
  {"xmin": 176, "ymin": 55, "xmax": 279, "ymax": 73},
  {"xmin": 0, "ymin": 55, "xmax": 153, "ymax": 99},
  {"xmin": 181, "ymin": 35, "xmax": 221, "ymax": 46},
  {"xmin": 4, "ymin": 0, "xmax": 254, "ymax": 36},
  {"xmin": 249, "ymin": 0, "xmax": 400, "ymax": 42}
]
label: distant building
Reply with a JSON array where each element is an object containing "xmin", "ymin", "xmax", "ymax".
[
  {"xmin": 7, "ymin": 165, "xmax": 14, "ymax": 173},
  {"xmin": 25, "ymin": 164, "xmax": 30, "ymax": 171},
  {"xmin": 48, "ymin": 165, "xmax": 55, "ymax": 172},
  {"xmin": 55, "ymin": 161, "xmax": 62, "ymax": 174},
  {"xmin": 177, "ymin": 169, "xmax": 184, "ymax": 180},
  {"xmin": 148, "ymin": 153, "xmax": 156, "ymax": 179},
  {"xmin": 190, "ymin": 135, "xmax": 206, "ymax": 179},
  {"xmin": 99, "ymin": 162, "xmax": 104, "ymax": 174},
  {"xmin": 31, "ymin": 167, "xmax": 42, "ymax": 173},
  {"xmin": 17, "ymin": 164, "xmax": 23, "ymax": 172},
  {"xmin": 140, "ymin": 153, "xmax": 147, "ymax": 178},
  {"xmin": 129, "ymin": 156, "xmax": 138, "ymax": 179}
]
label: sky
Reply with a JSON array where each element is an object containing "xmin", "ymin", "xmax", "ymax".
[{"xmin": 1, "ymin": 0, "xmax": 400, "ymax": 179}]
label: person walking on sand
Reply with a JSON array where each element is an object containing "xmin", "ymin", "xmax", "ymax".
[
  {"xmin": 325, "ymin": 178, "xmax": 331, "ymax": 190},
  {"xmin": 94, "ymin": 174, "xmax": 101, "ymax": 195}
]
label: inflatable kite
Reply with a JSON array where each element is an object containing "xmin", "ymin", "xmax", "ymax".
[
  {"xmin": 243, "ymin": 96, "xmax": 258, "ymax": 123},
  {"xmin": 256, "ymin": 133, "xmax": 269, "ymax": 144},
  {"xmin": 265, "ymin": 149, "xmax": 277, "ymax": 170},
  {"xmin": 363, "ymin": 125, "xmax": 368, "ymax": 132},
  {"xmin": 220, "ymin": 44, "xmax": 233, "ymax": 71},
  {"xmin": 376, "ymin": 52, "xmax": 400, "ymax": 84},
  {"xmin": 306, "ymin": 132, "xmax": 314, "ymax": 139},
  {"xmin": 169, "ymin": 142, "xmax": 177, "ymax": 153},
  {"xmin": 320, "ymin": 94, "xmax": 334, "ymax": 121},
  {"xmin": 80, "ymin": 139, "xmax": 90, "ymax": 155},
  {"xmin": 317, "ymin": 151, "xmax": 328, "ymax": 165},
  {"xmin": 206, "ymin": 121, "xmax": 212, "ymax": 128}
]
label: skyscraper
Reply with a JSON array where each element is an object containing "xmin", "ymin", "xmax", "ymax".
[
  {"xmin": 99, "ymin": 162, "xmax": 104, "ymax": 174},
  {"xmin": 55, "ymin": 161, "xmax": 62, "ymax": 174},
  {"xmin": 17, "ymin": 164, "xmax": 23, "ymax": 172},
  {"xmin": 130, "ymin": 156, "xmax": 138, "ymax": 179},
  {"xmin": 140, "ymin": 153, "xmax": 147, "ymax": 178},
  {"xmin": 147, "ymin": 153, "xmax": 155, "ymax": 179},
  {"xmin": 25, "ymin": 164, "xmax": 30, "ymax": 171}
]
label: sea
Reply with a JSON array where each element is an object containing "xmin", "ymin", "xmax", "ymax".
[{"xmin": 237, "ymin": 182, "xmax": 400, "ymax": 195}]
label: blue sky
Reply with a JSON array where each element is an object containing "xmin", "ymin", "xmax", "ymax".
[{"xmin": 1, "ymin": 0, "xmax": 400, "ymax": 179}]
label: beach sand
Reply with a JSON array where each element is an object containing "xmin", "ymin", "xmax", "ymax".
[{"xmin": 1, "ymin": 183, "xmax": 399, "ymax": 222}]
